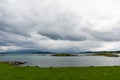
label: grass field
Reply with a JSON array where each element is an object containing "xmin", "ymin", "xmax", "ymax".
[{"xmin": 0, "ymin": 62, "xmax": 120, "ymax": 80}]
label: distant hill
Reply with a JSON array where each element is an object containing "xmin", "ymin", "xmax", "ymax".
[
  {"xmin": 0, "ymin": 50, "xmax": 120, "ymax": 54},
  {"xmin": 83, "ymin": 51, "xmax": 120, "ymax": 54},
  {"xmin": 0, "ymin": 49, "xmax": 80, "ymax": 54},
  {"xmin": 0, "ymin": 49, "xmax": 53, "ymax": 54}
]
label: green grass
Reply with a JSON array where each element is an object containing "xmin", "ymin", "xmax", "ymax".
[{"xmin": 1, "ymin": 62, "xmax": 120, "ymax": 80}]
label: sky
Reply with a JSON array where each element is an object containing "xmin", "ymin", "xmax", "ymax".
[{"xmin": 0, "ymin": 0, "xmax": 120, "ymax": 52}]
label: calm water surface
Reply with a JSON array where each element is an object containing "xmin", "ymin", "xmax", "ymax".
[{"xmin": 0, "ymin": 54, "xmax": 120, "ymax": 67}]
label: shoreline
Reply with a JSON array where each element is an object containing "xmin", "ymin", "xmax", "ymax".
[
  {"xmin": 1, "ymin": 61, "xmax": 26, "ymax": 66},
  {"xmin": 1, "ymin": 61, "xmax": 120, "ymax": 68},
  {"xmin": 1, "ymin": 61, "xmax": 120, "ymax": 67}
]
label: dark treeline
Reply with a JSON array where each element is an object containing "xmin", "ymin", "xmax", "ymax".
[{"xmin": 83, "ymin": 51, "xmax": 120, "ymax": 54}]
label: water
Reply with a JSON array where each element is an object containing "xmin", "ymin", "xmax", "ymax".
[{"xmin": 0, "ymin": 54, "xmax": 120, "ymax": 67}]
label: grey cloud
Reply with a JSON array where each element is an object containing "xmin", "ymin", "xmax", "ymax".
[
  {"xmin": 37, "ymin": 13, "xmax": 87, "ymax": 41},
  {"xmin": 84, "ymin": 27, "xmax": 120, "ymax": 41},
  {"xmin": 0, "ymin": 0, "xmax": 120, "ymax": 52}
]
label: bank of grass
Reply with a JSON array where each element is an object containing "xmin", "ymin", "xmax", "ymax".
[
  {"xmin": 1, "ymin": 62, "xmax": 120, "ymax": 80},
  {"xmin": 51, "ymin": 53, "xmax": 78, "ymax": 56},
  {"xmin": 92, "ymin": 53, "xmax": 119, "ymax": 57}
]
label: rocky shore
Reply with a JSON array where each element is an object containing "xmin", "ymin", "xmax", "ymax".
[{"xmin": 3, "ymin": 61, "xmax": 26, "ymax": 66}]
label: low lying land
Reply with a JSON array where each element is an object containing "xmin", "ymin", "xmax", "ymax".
[
  {"xmin": 1, "ymin": 62, "xmax": 120, "ymax": 80},
  {"xmin": 91, "ymin": 53, "xmax": 119, "ymax": 57},
  {"xmin": 51, "ymin": 53, "xmax": 78, "ymax": 56}
]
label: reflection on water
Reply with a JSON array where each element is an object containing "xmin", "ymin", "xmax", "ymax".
[{"xmin": 0, "ymin": 54, "xmax": 120, "ymax": 67}]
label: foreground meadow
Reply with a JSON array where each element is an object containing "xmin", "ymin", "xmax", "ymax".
[{"xmin": 0, "ymin": 62, "xmax": 120, "ymax": 80}]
